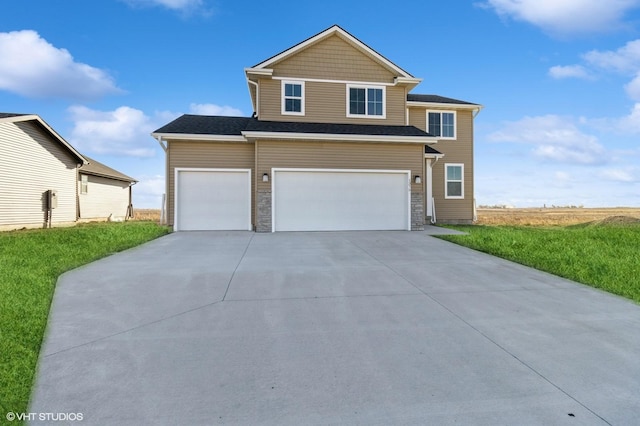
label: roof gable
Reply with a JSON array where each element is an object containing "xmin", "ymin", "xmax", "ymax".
[
  {"xmin": 0, "ymin": 113, "xmax": 87, "ymax": 164},
  {"xmin": 270, "ymin": 34, "xmax": 395, "ymax": 82},
  {"xmin": 249, "ymin": 25, "xmax": 416, "ymax": 80}
]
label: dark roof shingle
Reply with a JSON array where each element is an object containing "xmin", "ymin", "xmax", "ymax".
[
  {"xmin": 153, "ymin": 115, "xmax": 434, "ymax": 138},
  {"xmin": 80, "ymin": 156, "xmax": 137, "ymax": 183},
  {"xmin": 407, "ymin": 94, "xmax": 478, "ymax": 105}
]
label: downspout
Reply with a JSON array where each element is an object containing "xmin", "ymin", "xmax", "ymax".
[
  {"xmin": 155, "ymin": 135, "xmax": 167, "ymax": 152},
  {"xmin": 127, "ymin": 181, "xmax": 137, "ymax": 220},
  {"xmin": 247, "ymin": 79, "xmax": 259, "ymax": 118},
  {"xmin": 154, "ymin": 135, "xmax": 168, "ymax": 225}
]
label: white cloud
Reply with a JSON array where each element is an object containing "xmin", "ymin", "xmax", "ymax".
[
  {"xmin": 548, "ymin": 65, "xmax": 592, "ymax": 79},
  {"xmin": 189, "ymin": 103, "xmax": 243, "ymax": 116},
  {"xmin": 480, "ymin": 0, "xmax": 640, "ymax": 36},
  {"xmin": 121, "ymin": 0, "xmax": 210, "ymax": 15},
  {"xmin": 488, "ymin": 115, "xmax": 605, "ymax": 164},
  {"xmin": 133, "ymin": 174, "xmax": 166, "ymax": 208},
  {"xmin": 0, "ymin": 30, "xmax": 121, "ymax": 100},
  {"xmin": 583, "ymin": 39, "xmax": 640, "ymax": 73},
  {"xmin": 68, "ymin": 106, "xmax": 177, "ymax": 157},
  {"xmin": 625, "ymin": 74, "xmax": 640, "ymax": 100},
  {"xmin": 599, "ymin": 168, "xmax": 637, "ymax": 182}
]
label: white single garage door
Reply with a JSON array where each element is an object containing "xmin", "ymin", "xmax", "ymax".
[
  {"xmin": 272, "ymin": 169, "xmax": 410, "ymax": 232},
  {"xmin": 175, "ymin": 168, "xmax": 251, "ymax": 231}
]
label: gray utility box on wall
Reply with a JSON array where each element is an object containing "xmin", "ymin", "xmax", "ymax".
[{"xmin": 47, "ymin": 189, "xmax": 58, "ymax": 210}]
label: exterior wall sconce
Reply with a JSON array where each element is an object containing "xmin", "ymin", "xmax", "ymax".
[
  {"xmin": 262, "ymin": 173, "xmax": 269, "ymax": 182},
  {"xmin": 414, "ymin": 175, "xmax": 422, "ymax": 184}
]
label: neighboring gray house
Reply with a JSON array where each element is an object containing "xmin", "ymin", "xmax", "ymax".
[
  {"xmin": 0, "ymin": 113, "xmax": 135, "ymax": 231},
  {"xmin": 79, "ymin": 156, "xmax": 137, "ymax": 222}
]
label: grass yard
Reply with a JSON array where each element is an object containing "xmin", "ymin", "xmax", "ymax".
[
  {"xmin": 0, "ymin": 222, "xmax": 169, "ymax": 422},
  {"xmin": 439, "ymin": 221, "xmax": 640, "ymax": 304}
]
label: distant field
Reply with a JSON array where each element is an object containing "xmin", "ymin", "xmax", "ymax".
[
  {"xmin": 133, "ymin": 208, "xmax": 161, "ymax": 222},
  {"xmin": 132, "ymin": 207, "xmax": 640, "ymax": 227},
  {"xmin": 476, "ymin": 207, "xmax": 640, "ymax": 226}
]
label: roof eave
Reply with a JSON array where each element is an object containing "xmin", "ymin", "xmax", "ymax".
[
  {"xmin": 151, "ymin": 132, "xmax": 247, "ymax": 142},
  {"xmin": 407, "ymin": 101, "xmax": 483, "ymax": 111},
  {"xmin": 241, "ymin": 131, "xmax": 437, "ymax": 144}
]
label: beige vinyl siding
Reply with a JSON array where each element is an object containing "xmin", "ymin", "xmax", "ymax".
[
  {"xmin": 78, "ymin": 174, "xmax": 130, "ymax": 220},
  {"xmin": 271, "ymin": 34, "xmax": 395, "ymax": 83},
  {"xmin": 0, "ymin": 121, "xmax": 78, "ymax": 229},
  {"xmin": 429, "ymin": 110, "xmax": 474, "ymax": 223},
  {"xmin": 166, "ymin": 141, "xmax": 255, "ymax": 226},
  {"xmin": 259, "ymin": 79, "xmax": 406, "ymax": 125},
  {"xmin": 408, "ymin": 106, "xmax": 427, "ymax": 131},
  {"xmin": 256, "ymin": 141, "xmax": 423, "ymax": 192}
]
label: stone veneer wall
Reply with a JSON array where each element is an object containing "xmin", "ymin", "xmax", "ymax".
[
  {"xmin": 256, "ymin": 190, "xmax": 272, "ymax": 232},
  {"xmin": 411, "ymin": 192, "xmax": 424, "ymax": 231}
]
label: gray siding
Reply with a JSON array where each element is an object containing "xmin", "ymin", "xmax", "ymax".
[
  {"xmin": 0, "ymin": 121, "xmax": 78, "ymax": 229},
  {"xmin": 78, "ymin": 174, "xmax": 130, "ymax": 220}
]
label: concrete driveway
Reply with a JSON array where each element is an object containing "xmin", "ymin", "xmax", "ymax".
[{"xmin": 30, "ymin": 230, "xmax": 640, "ymax": 425}]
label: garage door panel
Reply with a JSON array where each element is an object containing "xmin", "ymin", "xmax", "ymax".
[
  {"xmin": 273, "ymin": 170, "xmax": 409, "ymax": 232},
  {"xmin": 176, "ymin": 170, "xmax": 250, "ymax": 231}
]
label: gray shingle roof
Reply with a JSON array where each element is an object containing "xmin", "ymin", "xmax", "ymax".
[
  {"xmin": 407, "ymin": 94, "xmax": 478, "ymax": 105},
  {"xmin": 425, "ymin": 145, "xmax": 442, "ymax": 155},
  {"xmin": 80, "ymin": 156, "xmax": 137, "ymax": 183},
  {"xmin": 153, "ymin": 115, "xmax": 433, "ymax": 138},
  {"xmin": 153, "ymin": 115, "xmax": 252, "ymax": 135},
  {"xmin": 0, "ymin": 113, "xmax": 28, "ymax": 119}
]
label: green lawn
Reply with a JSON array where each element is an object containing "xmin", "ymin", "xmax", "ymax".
[
  {"xmin": 438, "ymin": 222, "xmax": 640, "ymax": 303},
  {"xmin": 0, "ymin": 222, "xmax": 169, "ymax": 423}
]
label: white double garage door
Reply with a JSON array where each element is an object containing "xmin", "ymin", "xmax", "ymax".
[{"xmin": 175, "ymin": 168, "xmax": 411, "ymax": 232}]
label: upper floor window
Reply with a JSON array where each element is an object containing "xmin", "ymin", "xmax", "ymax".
[
  {"xmin": 282, "ymin": 80, "xmax": 304, "ymax": 115},
  {"xmin": 347, "ymin": 85, "xmax": 385, "ymax": 118},
  {"xmin": 427, "ymin": 111, "xmax": 456, "ymax": 139},
  {"xmin": 445, "ymin": 164, "xmax": 464, "ymax": 199}
]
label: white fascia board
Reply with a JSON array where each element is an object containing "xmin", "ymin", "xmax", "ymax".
[
  {"xmin": 407, "ymin": 101, "xmax": 483, "ymax": 111},
  {"xmin": 395, "ymin": 76, "xmax": 423, "ymax": 87},
  {"xmin": 241, "ymin": 131, "xmax": 436, "ymax": 144},
  {"xmin": 151, "ymin": 133, "xmax": 247, "ymax": 142},
  {"xmin": 244, "ymin": 67, "xmax": 274, "ymax": 78},
  {"xmin": 424, "ymin": 153, "xmax": 444, "ymax": 159}
]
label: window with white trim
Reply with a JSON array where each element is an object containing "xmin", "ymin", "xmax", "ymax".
[
  {"xmin": 282, "ymin": 81, "xmax": 304, "ymax": 115},
  {"xmin": 445, "ymin": 164, "xmax": 464, "ymax": 199},
  {"xmin": 80, "ymin": 174, "xmax": 88, "ymax": 194},
  {"xmin": 347, "ymin": 85, "xmax": 385, "ymax": 118},
  {"xmin": 427, "ymin": 111, "xmax": 456, "ymax": 139}
]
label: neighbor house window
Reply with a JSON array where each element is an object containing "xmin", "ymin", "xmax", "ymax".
[
  {"xmin": 80, "ymin": 175, "xmax": 88, "ymax": 194},
  {"xmin": 347, "ymin": 85, "xmax": 385, "ymax": 118},
  {"xmin": 282, "ymin": 80, "xmax": 304, "ymax": 115},
  {"xmin": 428, "ymin": 111, "xmax": 456, "ymax": 139},
  {"xmin": 445, "ymin": 164, "xmax": 464, "ymax": 199}
]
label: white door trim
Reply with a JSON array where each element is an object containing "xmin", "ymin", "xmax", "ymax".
[
  {"xmin": 174, "ymin": 168, "xmax": 252, "ymax": 231},
  {"xmin": 271, "ymin": 168, "xmax": 411, "ymax": 232}
]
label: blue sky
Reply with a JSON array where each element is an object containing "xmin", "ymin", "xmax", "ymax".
[{"xmin": 2, "ymin": 0, "xmax": 640, "ymax": 208}]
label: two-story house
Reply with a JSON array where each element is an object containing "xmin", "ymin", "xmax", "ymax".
[{"xmin": 152, "ymin": 25, "xmax": 481, "ymax": 232}]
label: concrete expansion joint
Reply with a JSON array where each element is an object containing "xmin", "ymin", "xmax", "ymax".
[{"xmin": 43, "ymin": 299, "xmax": 225, "ymax": 359}]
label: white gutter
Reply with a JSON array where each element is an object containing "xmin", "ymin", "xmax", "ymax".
[
  {"xmin": 407, "ymin": 101, "xmax": 482, "ymax": 111},
  {"xmin": 152, "ymin": 133, "xmax": 246, "ymax": 143},
  {"xmin": 241, "ymin": 131, "xmax": 438, "ymax": 144}
]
